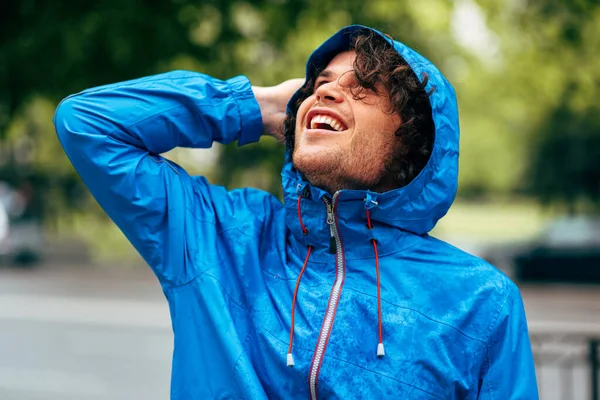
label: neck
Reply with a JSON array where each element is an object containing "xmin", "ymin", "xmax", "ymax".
[{"xmin": 299, "ymin": 169, "xmax": 396, "ymax": 195}]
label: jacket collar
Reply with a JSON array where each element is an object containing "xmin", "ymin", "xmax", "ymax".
[{"xmin": 283, "ymin": 176, "xmax": 423, "ymax": 266}]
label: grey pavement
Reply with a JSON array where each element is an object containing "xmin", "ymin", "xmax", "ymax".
[
  {"xmin": 0, "ymin": 265, "xmax": 171, "ymax": 400},
  {"xmin": 0, "ymin": 263, "xmax": 599, "ymax": 399}
]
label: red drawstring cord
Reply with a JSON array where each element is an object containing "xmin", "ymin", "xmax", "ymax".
[
  {"xmin": 297, "ymin": 194, "xmax": 308, "ymax": 235},
  {"xmin": 290, "ymin": 196, "xmax": 384, "ymax": 363},
  {"xmin": 288, "ymin": 194, "xmax": 311, "ymax": 367},
  {"xmin": 287, "ymin": 245, "xmax": 312, "ymax": 367},
  {"xmin": 366, "ymin": 208, "xmax": 385, "ymax": 357}
]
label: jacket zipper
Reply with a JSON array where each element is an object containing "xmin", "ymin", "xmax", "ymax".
[
  {"xmin": 326, "ymin": 200, "xmax": 336, "ymax": 254},
  {"xmin": 309, "ymin": 193, "xmax": 345, "ymax": 400}
]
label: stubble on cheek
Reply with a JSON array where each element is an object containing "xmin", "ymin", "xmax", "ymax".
[{"xmin": 344, "ymin": 131, "xmax": 395, "ymax": 188}]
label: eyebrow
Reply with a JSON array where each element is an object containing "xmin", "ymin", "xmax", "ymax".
[{"xmin": 317, "ymin": 70, "xmax": 334, "ymax": 79}]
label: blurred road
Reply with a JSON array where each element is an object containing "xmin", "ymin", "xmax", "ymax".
[
  {"xmin": 0, "ymin": 264, "xmax": 171, "ymax": 400},
  {"xmin": 0, "ymin": 263, "xmax": 599, "ymax": 400}
]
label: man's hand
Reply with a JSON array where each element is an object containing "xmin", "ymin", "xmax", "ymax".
[{"xmin": 252, "ymin": 78, "xmax": 305, "ymax": 143}]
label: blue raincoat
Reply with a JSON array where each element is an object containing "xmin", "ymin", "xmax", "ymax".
[{"xmin": 55, "ymin": 26, "xmax": 538, "ymax": 399}]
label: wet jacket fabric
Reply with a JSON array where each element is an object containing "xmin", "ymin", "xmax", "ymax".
[{"xmin": 55, "ymin": 25, "xmax": 538, "ymax": 400}]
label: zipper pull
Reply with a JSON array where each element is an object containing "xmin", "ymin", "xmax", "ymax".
[{"xmin": 325, "ymin": 201, "xmax": 336, "ymax": 254}]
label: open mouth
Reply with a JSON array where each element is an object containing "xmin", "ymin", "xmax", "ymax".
[{"xmin": 306, "ymin": 112, "xmax": 348, "ymax": 132}]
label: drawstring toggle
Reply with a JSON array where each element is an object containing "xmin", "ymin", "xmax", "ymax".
[
  {"xmin": 287, "ymin": 353, "xmax": 295, "ymax": 367},
  {"xmin": 377, "ymin": 342, "xmax": 385, "ymax": 357},
  {"xmin": 364, "ymin": 192, "xmax": 379, "ymax": 210}
]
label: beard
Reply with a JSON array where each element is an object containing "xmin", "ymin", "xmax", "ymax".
[
  {"xmin": 292, "ymin": 147, "xmax": 341, "ymax": 194},
  {"xmin": 292, "ymin": 143, "xmax": 388, "ymax": 194}
]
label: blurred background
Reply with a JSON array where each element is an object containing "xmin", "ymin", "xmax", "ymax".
[{"xmin": 0, "ymin": 0, "xmax": 599, "ymax": 399}]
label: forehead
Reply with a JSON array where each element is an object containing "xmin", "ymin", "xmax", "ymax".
[{"xmin": 319, "ymin": 51, "xmax": 356, "ymax": 76}]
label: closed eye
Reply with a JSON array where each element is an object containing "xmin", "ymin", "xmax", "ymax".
[
  {"xmin": 314, "ymin": 79, "xmax": 328, "ymax": 90},
  {"xmin": 314, "ymin": 69, "xmax": 335, "ymax": 91}
]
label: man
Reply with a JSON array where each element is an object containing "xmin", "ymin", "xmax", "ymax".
[{"xmin": 54, "ymin": 25, "xmax": 538, "ymax": 399}]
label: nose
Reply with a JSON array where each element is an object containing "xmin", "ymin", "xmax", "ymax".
[{"xmin": 315, "ymin": 81, "xmax": 343, "ymax": 103}]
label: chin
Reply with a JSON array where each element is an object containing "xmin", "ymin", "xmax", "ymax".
[
  {"xmin": 293, "ymin": 147, "xmax": 388, "ymax": 193},
  {"xmin": 292, "ymin": 148, "xmax": 337, "ymax": 183},
  {"xmin": 293, "ymin": 150, "xmax": 327, "ymax": 172}
]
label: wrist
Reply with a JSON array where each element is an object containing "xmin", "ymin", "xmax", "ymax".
[
  {"xmin": 252, "ymin": 86, "xmax": 281, "ymax": 138},
  {"xmin": 251, "ymin": 79, "xmax": 303, "ymax": 142}
]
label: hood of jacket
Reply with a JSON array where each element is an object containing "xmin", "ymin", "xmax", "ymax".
[{"xmin": 282, "ymin": 25, "xmax": 459, "ymax": 241}]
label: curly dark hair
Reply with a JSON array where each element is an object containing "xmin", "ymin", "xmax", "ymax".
[{"xmin": 284, "ymin": 29, "xmax": 435, "ymax": 189}]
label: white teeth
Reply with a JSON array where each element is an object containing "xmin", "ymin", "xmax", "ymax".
[{"xmin": 309, "ymin": 114, "xmax": 345, "ymax": 132}]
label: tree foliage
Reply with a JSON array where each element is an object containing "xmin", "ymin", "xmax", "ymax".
[
  {"xmin": 0, "ymin": 0, "xmax": 599, "ymax": 233},
  {"xmin": 528, "ymin": 99, "xmax": 600, "ymax": 213},
  {"xmin": 476, "ymin": 0, "xmax": 600, "ymax": 210}
]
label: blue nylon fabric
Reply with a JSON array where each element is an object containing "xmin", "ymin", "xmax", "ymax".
[{"xmin": 54, "ymin": 26, "xmax": 538, "ymax": 399}]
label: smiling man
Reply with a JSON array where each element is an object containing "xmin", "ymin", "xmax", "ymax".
[
  {"xmin": 292, "ymin": 51, "xmax": 403, "ymax": 194},
  {"xmin": 54, "ymin": 26, "xmax": 538, "ymax": 399}
]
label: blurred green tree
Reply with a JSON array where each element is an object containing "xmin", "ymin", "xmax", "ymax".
[
  {"xmin": 476, "ymin": 0, "xmax": 600, "ymax": 211},
  {"xmin": 1, "ymin": 0, "xmax": 599, "ymax": 243},
  {"xmin": 528, "ymin": 98, "xmax": 600, "ymax": 214},
  {"xmin": 0, "ymin": 0, "xmax": 456, "ymax": 214}
]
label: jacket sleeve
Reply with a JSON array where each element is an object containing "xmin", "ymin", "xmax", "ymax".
[
  {"xmin": 478, "ymin": 284, "xmax": 539, "ymax": 399},
  {"xmin": 53, "ymin": 70, "xmax": 263, "ymax": 287}
]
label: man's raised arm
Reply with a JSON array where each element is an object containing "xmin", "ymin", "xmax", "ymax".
[{"xmin": 53, "ymin": 70, "xmax": 299, "ymax": 286}]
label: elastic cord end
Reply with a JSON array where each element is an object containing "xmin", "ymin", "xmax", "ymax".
[
  {"xmin": 287, "ymin": 353, "xmax": 295, "ymax": 367},
  {"xmin": 377, "ymin": 343, "xmax": 385, "ymax": 357}
]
